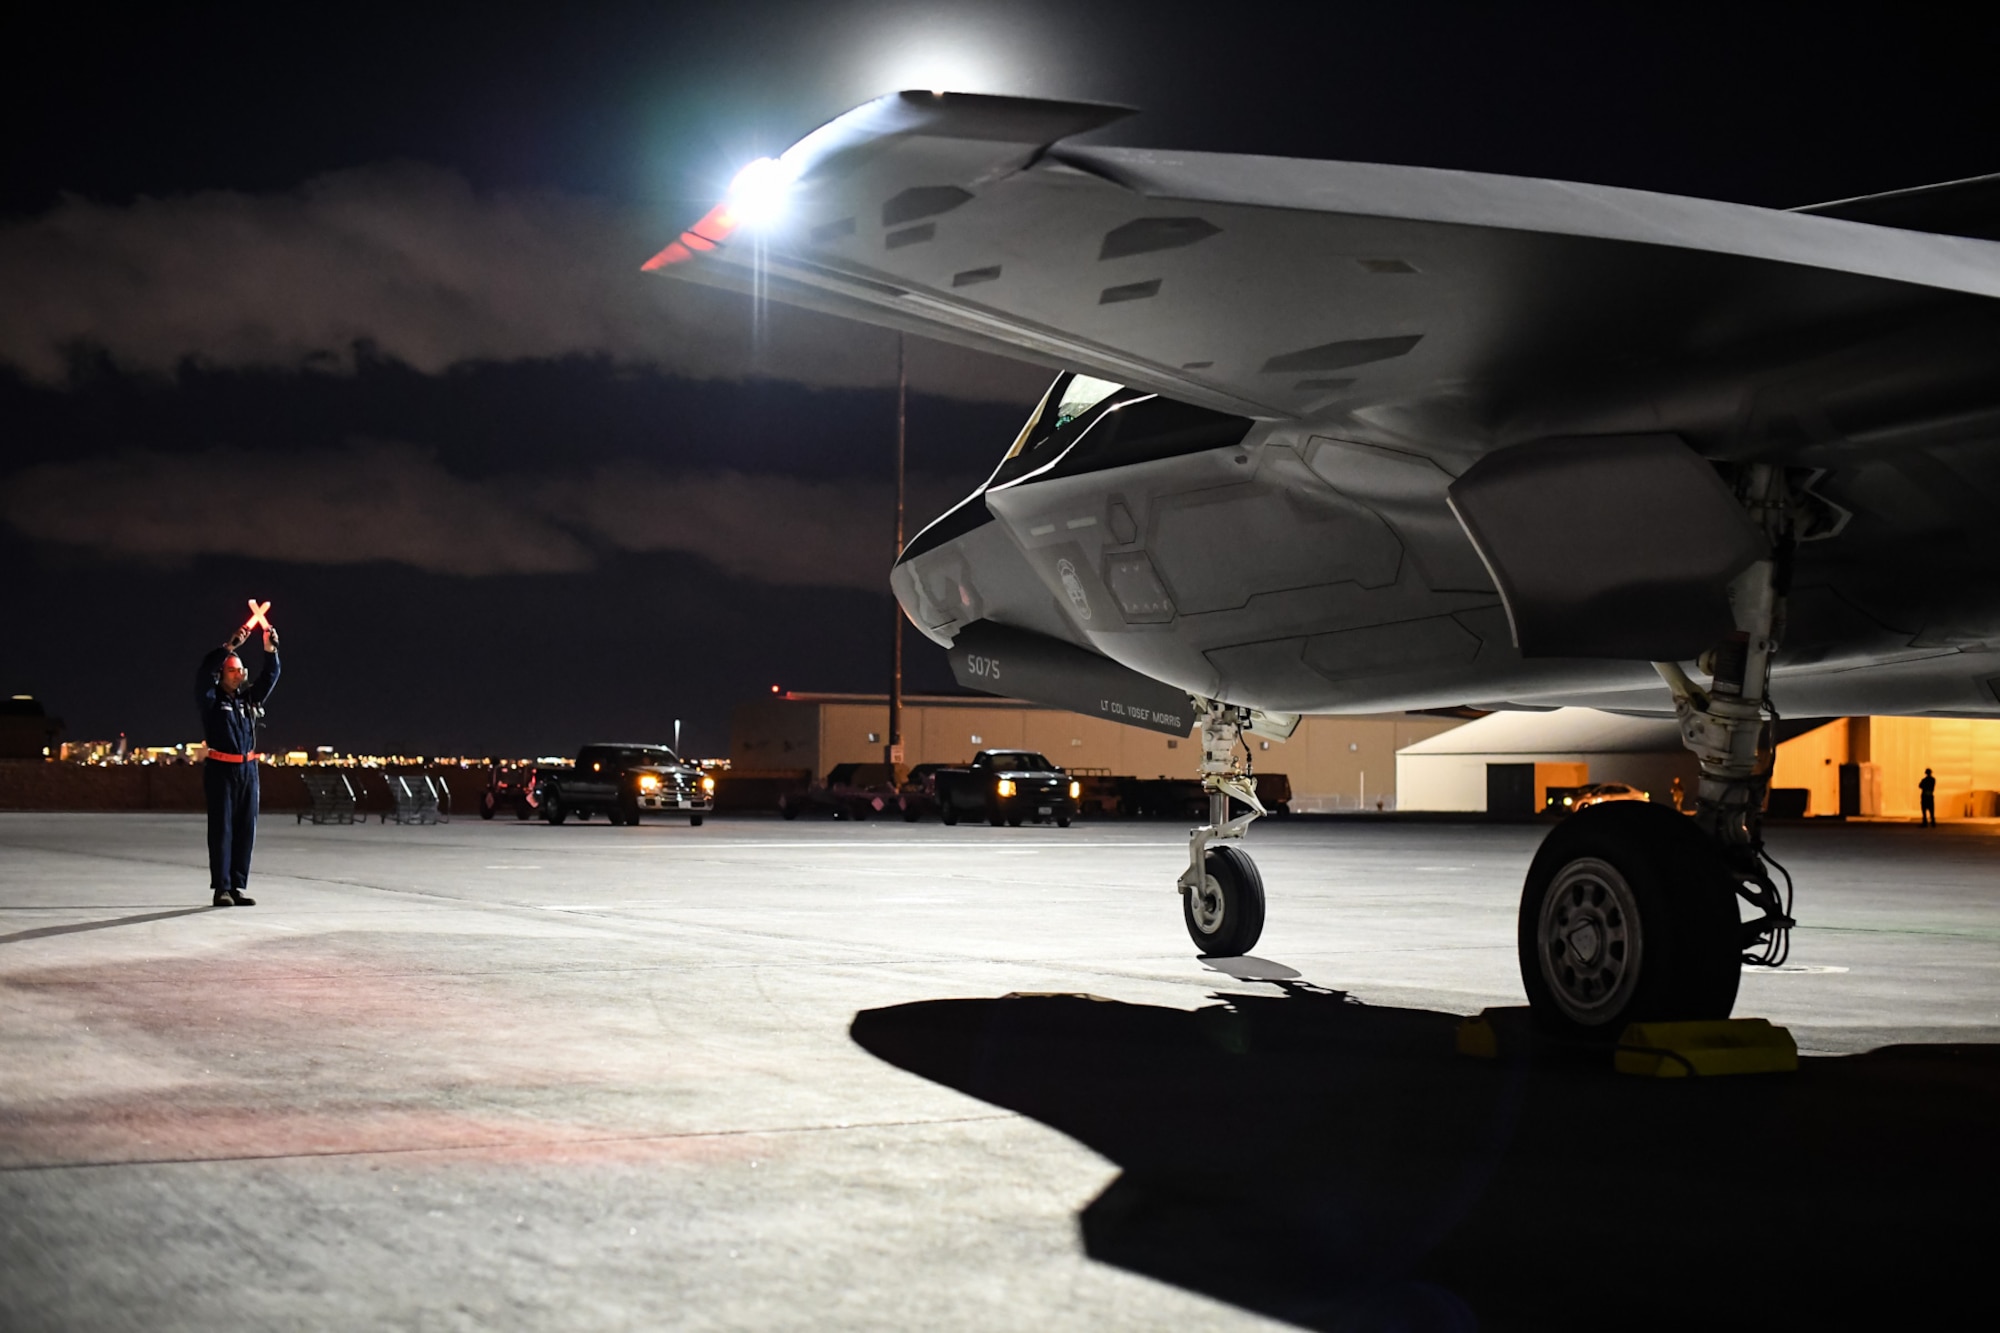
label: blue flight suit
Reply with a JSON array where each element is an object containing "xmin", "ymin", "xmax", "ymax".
[{"xmin": 197, "ymin": 645, "xmax": 281, "ymax": 892}]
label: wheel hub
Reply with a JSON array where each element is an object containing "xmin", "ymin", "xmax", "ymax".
[
  {"xmin": 1189, "ymin": 875, "xmax": 1226, "ymax": 935},
  {"xmin": 1539, "ymin": 856, "xmax": 1642, "ymax": 1025}
]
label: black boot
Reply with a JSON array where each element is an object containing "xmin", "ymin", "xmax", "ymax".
[{"xmin": 214, "ymin": 888, "xmax": 256, "ymax": 907}]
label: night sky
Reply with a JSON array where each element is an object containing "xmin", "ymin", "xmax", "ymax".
[{"xmin": 5, "ymin": 2, "xmax": 1996, "ymax": 757}]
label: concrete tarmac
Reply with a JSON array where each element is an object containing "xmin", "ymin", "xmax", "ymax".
[{"xmin": 2, "ymin": 812, "xmax": 1996, "ymax": 1329}]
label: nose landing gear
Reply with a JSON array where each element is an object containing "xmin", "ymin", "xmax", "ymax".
[{"xmin": 1178, "ymin": 703, "xmax": 1269, "ymax": 956}]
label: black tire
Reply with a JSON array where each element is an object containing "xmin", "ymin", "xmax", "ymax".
[
  {"xmin": 690, "ymin": 814, "xmax": 704, "ymax": 828},
  {"xmin": 1006, "ymin": 816, "xmax": 1022, "ymax": 828},
  {"xmin": 1519, "ymin": 801, "xmax": 1741, "ymax": 1038},
  {"xmin": 616, "ymin": 797, "xmax": 639, "ymax": 827},
  {"xmin": 514, "ymin": 800, "xmax": 531, "ymax": 821},
  {"xmin": 1056, "ymin": 815, "xmax": 1071, "ymax": 828},
  {"xmin": 479, "ymin": 792, "xmax": 497, "ymax": 820},
  {"xmin": 902, "ymin": 802, "xmax": 920, "ymax": 822},
  {"xmin": 575, "ymin": 809, "xmax": 591, "ymax": 822},
  {"xmin": 988, "ymin": 811, "xmax": 1006, "ymax": 827},
  {"xmin": 544, "ymin": 794, "xmax": 567, "ymax": 826},
  {"xmin": 941, "ymin": 802, "xmax": 958, "ymax": 826},
  {"xmin": 1183, "ymin": 843, "xmax": 1266, "ymax": 956}
]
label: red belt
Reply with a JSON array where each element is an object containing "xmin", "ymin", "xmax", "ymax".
[{"xmin": 207, "ymin": 750, "xmax": 259, "ymax": 763}]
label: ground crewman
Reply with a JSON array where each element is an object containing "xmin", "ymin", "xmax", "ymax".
[
  {"xmin": 1919, "ymin": 767, "xmax": 1937, "ymax": 826},
  {"xmin": 197, "ymin": 618, "xmax": 281, "ymax": 905}
]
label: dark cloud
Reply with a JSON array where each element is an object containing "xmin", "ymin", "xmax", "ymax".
[
  {"xmin": 1, "ymin": 441, "xmax": 975, "ymax": 590},
  {"xmin": 0, "ymin": 163, "xmax": 1046, "ymax": 401}
]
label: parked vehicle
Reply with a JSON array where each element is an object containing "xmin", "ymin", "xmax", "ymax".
[
  {"xmin": 779, "ymin": 762, "xmax": 903, "ymax": 820},
  {"xmin": 1101, "ymin": 771, "xmax": 1293, "ymax": 819},
  {"xmin": 479, "ymin": 766, "xmax": 539, "ymax": 820},
  {"xmin": 929, "ymin": 750, "xmax": 1079, "ymax": 827},
  {"xmin": 538, "ymin": 743, "xmax": 713, "ymax": 826},
  {"xmin": 1547, "ymin": 781, "xmax": 1650, "ymax": 814},
  {"xmin": 896, "ymin": 763, "xmax": 948, "ymax": 821}
]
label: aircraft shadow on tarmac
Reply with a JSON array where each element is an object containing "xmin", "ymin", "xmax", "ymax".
[{"xmin": 850, "ymin": 976, "xmax": 1998, "ymax": 1332}]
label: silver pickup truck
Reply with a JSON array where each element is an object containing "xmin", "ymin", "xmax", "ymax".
[{"xmin": 538, "ymin": 743, "xmax": 713, "ymax": 827}]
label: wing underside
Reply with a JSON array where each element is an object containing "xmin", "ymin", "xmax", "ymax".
[{"xmin": 650, "ymin": 91, "xmax": 2000, "ymax": 450}]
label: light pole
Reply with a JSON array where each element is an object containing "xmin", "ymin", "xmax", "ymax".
[{"xmin": 887, "ymin": 332, "xmax": 906, "ymax": 768}]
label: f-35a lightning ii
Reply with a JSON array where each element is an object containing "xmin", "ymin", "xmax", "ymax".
[{"xmin": 648, "ymin": 91, "xmax": 2000, "ymax": 1037}]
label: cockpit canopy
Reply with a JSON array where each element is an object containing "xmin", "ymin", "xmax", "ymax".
[
  {"xmin": 986, "ymin": 371, "xmax": 1253, "ymax": 491},
  {"xmin": 897, "ymin": 371, "xmax": 1254, "ymax": 565}
]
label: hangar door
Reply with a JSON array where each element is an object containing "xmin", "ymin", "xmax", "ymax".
[{"xmin": 1486, "ymin": 763, "xmax": 1536, "ymax": 816}]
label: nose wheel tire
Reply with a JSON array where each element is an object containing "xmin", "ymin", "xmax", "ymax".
[
  {"xmin": 1519, "ymin": 801, "xmax": 1741, "ymax": 1037},
  {"xmin": 1183, "ymin": 843, "xmax": 1266, "ymax": 957}
]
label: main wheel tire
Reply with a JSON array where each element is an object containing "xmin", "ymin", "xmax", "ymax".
[
  {"xmin": 941, "ymin": 803, "xmax": 957, "ymax": 826},
  {"xmin": 1519, "ymin": 801, "xmax": 1741, "ymax": 1038},
  {"xmin": 479, "ymin": 792, "xmax": 497, "ymax": 820},
  {"xmin": 544, "ymin": 795, "xmax": 567, "ymax": 826},
  {"xmin": 1183, "ymin": 843, "xmax": 1266, "ymax": 956}
]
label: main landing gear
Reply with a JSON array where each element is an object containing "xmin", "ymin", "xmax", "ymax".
[
  {"xmin": 1521, "ymin": 464, "xmax": 1799, "ymax": 1036},
  {"xmin": 1179, "ymin": 702, "xmax": 1269, "ymax": 956}
]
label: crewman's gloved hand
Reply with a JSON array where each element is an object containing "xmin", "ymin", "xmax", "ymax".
[
  {"xmin": 263, "ymin": 628, "xmax": 280, "ymax": 653},
  {"xmin": 226, "ymin": 627, "xmax": 249, "ymax": 651}
]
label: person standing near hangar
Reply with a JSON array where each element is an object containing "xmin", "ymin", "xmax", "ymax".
[{"xmin": 197, "ymin": 616, "xmax": 281, "ymax": 905}]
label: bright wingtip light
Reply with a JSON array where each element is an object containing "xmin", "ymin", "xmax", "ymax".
[
  {"xmin": 724, "ymin": 155, "xmax": 797, "ymax": 229},
  {"xmin": 642, "ymin": 153, "xmax": 800, "ymax": 270}
]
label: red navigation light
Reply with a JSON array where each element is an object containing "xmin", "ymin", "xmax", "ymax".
[
  {"xmin": 642, "ymin": 203, "xmax": 738, "ymax": 270},
  {"xmin": 641, "ymin": 156, "xmax": 794, "ymax": 271}
]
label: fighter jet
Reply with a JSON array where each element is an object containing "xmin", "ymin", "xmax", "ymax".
[{"xmin": 647, "ymin": 91, "xmax": 2000, "ymax": 1037}]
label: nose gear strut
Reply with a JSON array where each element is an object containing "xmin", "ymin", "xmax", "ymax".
[
  {"xmin": 1654, "ymin": 462, "xmax": 1798, "ymax": 968},
  {"xmin": 1177, "ymin": 702, "xmax": 1266, "ymax": 895},
  {"xmin": 1175, "ymin": 701, "xmax": 1269, "ymax": 956}
]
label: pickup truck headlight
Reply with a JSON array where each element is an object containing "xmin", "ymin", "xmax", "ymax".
[
  {"xmin": 638, "ymin": 774, "xmax": 660, "ymax": 792},
  {"xmin": 1069, "ymin": 780, "xmax": 1081, "ymax": 799},
  {"xmin": 701, "ymin": 775, "xmax": 716, "ymax": 794},
  {"xmin": 996, "ymin": 778, "xmax": 1016, "ymax": 797}
]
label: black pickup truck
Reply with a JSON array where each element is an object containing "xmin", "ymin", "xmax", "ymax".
[
  {"xmin": 929, "ymin": 750, "xmax": 1078, "ymax": 827},
  {"xmin": 538, "ymin": 743, "xmax": 713, "ymax": 826}
]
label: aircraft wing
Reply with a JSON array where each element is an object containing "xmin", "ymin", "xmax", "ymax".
[{"xmin": 647, "ymin": 91, "xmax": 2000, "ymax": 435}]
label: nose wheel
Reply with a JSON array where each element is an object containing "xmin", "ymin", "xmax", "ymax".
[{"xmin": 1183, "ymin": 843, "xmax": 1266, "ymax": 956}]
